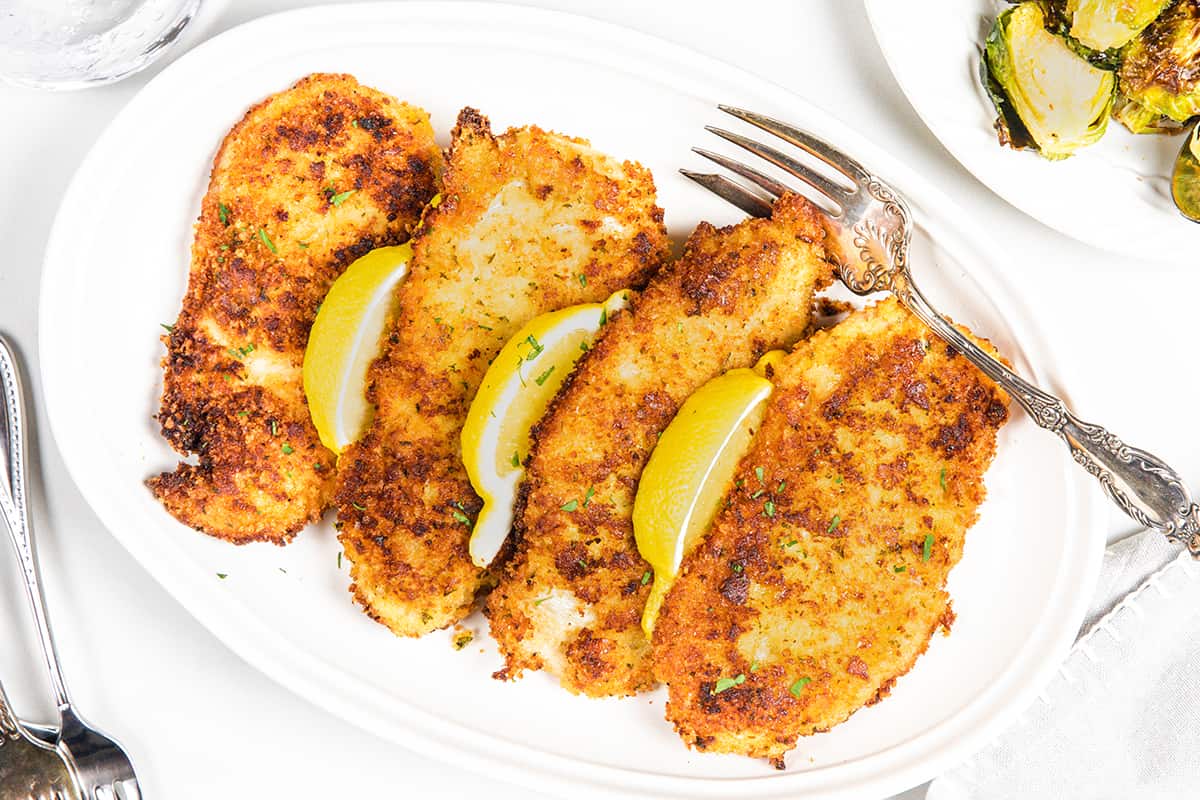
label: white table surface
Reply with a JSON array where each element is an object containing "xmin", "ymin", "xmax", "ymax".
[{"xmin": 1, "ymin": 1, "xmax": 1196, "ymax": 798}]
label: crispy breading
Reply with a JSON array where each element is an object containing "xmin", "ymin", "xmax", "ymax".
[
  {"xmin": 651, "ymin": 298, "xmax": 1010, "ymax": 765},
  {"xmin": 335, "ymin": 109, "xmax": 670, "ymax": 637},
  {"xmin": 485, "ymin": 195, "xmax": 838, "ymax": 697},
  {"xmin": 148, "ymin": 74, "xmax": 441, "ymax": 544}
]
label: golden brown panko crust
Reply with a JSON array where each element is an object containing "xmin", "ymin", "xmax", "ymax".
[
  {"xmin": 485, "ymin": 194, "xmax": 838, "ymax": 697},
  {"xmin": 148, "ymin": 73, "xmax": 441, "ymax": 544},
  {"xmin": 335, "ymin": 108, "xmax": 670, "ymax": 638},
  {"xmin": 651, "ymin": 298, "xmax": 1010, "ymax": 765}
]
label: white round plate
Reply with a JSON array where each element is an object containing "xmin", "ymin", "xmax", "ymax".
[
  {"xmin": 864, "ymin": 0, "xmax": 1200, "ymax": 264},
  {"xmin": 39, "ymin": 4, "xmax": 1106, "ymax": 798}
]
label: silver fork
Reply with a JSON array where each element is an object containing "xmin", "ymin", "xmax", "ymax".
[
  {"xmin": 0, "ymin": 336, "xmax": 141, "ymax": 800},
  {"xmin": 684, "ymin": 106, "xmax": 1200, "ymax": 555}
]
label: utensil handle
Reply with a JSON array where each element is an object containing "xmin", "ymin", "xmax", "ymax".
[
  {"xmin": 0, "ymin": 335, "xmax": 72, "ymax": 712},
  {"xmin": 895, "ymin": 280, "xmax": 1200, "ymax": 555}
]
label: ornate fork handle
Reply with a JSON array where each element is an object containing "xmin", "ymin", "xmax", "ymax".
[{"xmin": 896, "ymin": 278, "xmax": 1200, "ymax": 555}]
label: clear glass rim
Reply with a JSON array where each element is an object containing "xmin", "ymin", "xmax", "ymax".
[{"xmin": 0, "ymin": 0, "xmax": 203, "ymax": 92}]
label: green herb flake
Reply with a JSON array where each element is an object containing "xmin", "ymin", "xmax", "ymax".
[
  {"xmin": 330, "ymin": 190, "xmax": 355, "ymax": 207},
  {"xmin": 894, "ymin": 565, "xmax": 907, "ymax": 573},
  {"xmin": 577, "ymin": 273, "xmax": 587, "ymax": 287},
  {"xmin": 834, "ymin": 476, "xmax": 844, "ymax": 484},
  {"xmin": 923, "ymin": 533, "xmax": 934, "ymax": 562},
  {"xmin": 561, "ymin": 499, "xmax": 579, "ymax": 512},
  {"xmin": 751, "ymin": 489, "xmax": 764, "ymax": 499},
  {"xmin": 270, "ymin": 420, "xmax": 279, "ymax": 436},
  {"xmin": 641, "ymin": 570, "xmax": 652, "ymax": 585},
  {"xmin": 337, "ymin": 552, "xmax": 343, "ymax": 569},
  {"xmin": 535, "ymin": 365, "xmax": 556, "ymax": 386},
  {"xmin": 600, "ymin": 308, "xmax": 608, "ymax": 326},
  {"xmin": 351, "ymin": 502, "xmax": 366, "ymax": 511},
  {"xmin": 712, "ymin": 673, "xmax": 746, "ymax": 695},
  {"xmin": 731, "ymin": 563, "xmax": 743, "ymax": 573},
  {"xmin": 777, "ymin": 480, "xmax": 787, "ymax": 493},
  {"xmin": 750, "ymin": 660, "xmax": 760, "ymax": 672},
  {"xmin": 236, "ymin": 410, "xmax": 249, "ymax": 418},
  {"xmin": 755, "ymin": 466, "xmax": 765, "ymax": 483},
  {"xmin": 764, "ymin": 500, "xmax": 776, "ymax": 518},
  {"xmin": 281, "ymin": 443, "xmax": 294, "ymax": 455},
  {"xmin": 524, "ymin": 334, "xmax": 544, "ymax": 361},
  {"xmin": 451, "ymin": 509, "xmax": 471, "ymax": 525},
  {"xmin": 939, "ymin": 467, "xmax": 947, "ymax": 492},
  {"xmin": 534, "ymin": 595, "xmax": 551, "ymax": 606},
  {"xmin": 789, "ymin": 677, "xmax": 812, "ymax": 698},
  {"xmin": 579, "ymin": 341, "xmax": 590, "ymax": 353},
  {"xmin": 584, "ymin": 485, "xmax": 595, "ymax": 507},
  {"xmin": 257, "ymin": 227, "xmax": 278, "ymax": 254},
  {"xmin": 298, "ymin": 242, "xmax": 309, "ymax": 249},
  {"xmin": 511, "ymin": 451, "xmax": 521, "ymax": 468},
  {"xmin": 160, "ymin": 322, "xmax": 175, "ymax": 333},
  {"xmin": 217, "ymin": 573, "xmax": 228, "ymax": 580},
  {"xmin": 218, "ymin": 203, "xmax": 231, "ymax": 226},
  {"xmin": 828, "ymin": 514, "xmax": 841, "ymax": 533}
]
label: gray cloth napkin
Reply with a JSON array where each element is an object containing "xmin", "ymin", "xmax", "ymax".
[{"xmin": 926, "ymin": 530, "xmax": 1200, "ymax": 800}]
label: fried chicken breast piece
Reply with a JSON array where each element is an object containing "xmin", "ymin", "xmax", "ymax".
[
  {"xmin": 484, "ymin": 194, "xmax": 838, "ymax": 697},
  {"xmin": 335, "ymin": 109, "xmax": 670, "ymax": 637},
  {"xmin": 651, "ymin": 298, "xmax": 1010, "ymax": 766},
  {"xmin": 148, "ymin": 74, "xmax": 441, "ymax": 544}
]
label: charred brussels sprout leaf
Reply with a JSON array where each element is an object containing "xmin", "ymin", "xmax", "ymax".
[
  {"xmin": 1173, "ymin": 124, "xmax": 1200, "ymax": 222},
  {"xmin": 1065, "ymin": 0, "xmax": 1170, "ymax": 51},
  {"xmin": 1113, "ymin": 96, "xmax": 1191, "ymax": 133},
  {"xmin": 984, "ymin": 3, "xmax": 1116, "ymax": 159},
  {"xmin": 1119, "ymin": 0, "xmax": 1200, "ymax": 124}
]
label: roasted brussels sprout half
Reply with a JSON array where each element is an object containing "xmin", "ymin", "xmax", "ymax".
[
  {"xmin": 1113, "ymin": 96, "xmax": 1191, "ymax": 133},
  {"xmin": 1063, "ymin": 0, "xmax": 1170, "ymax": 51},
  {"xmin": 1118, "ymin": 0, "xmax": 1200, "ymax": 123},
  {"xmin": 984, "ymin": 3, "xmax": 1117, "ymax": 159},
  {"xmin": 1172, "ymin": 124, "xmax": 1200, "ymax": 221}
]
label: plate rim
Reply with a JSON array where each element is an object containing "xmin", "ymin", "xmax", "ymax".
[
  {"xmin": 37, "ymin": 3, "xmax": 1108, "ymax": 797},
  {"xmin": 862, "ymin": 0, "xmax": 1198, "ymax": 264}
]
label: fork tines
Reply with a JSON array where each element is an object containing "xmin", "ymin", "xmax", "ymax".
[{"xmin": 683, "ymin": 105, "xmax": 867, "ymax": 219}]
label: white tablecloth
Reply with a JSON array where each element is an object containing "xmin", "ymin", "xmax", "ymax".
[{"xmin": 1, "ymin": 1, "xmax": 1196, "ymax": 797}]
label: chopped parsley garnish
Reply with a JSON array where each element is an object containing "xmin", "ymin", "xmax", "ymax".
[
  {"xmin": 160, "ymin": 322, "xmax": 175, "ymax": 333},
  {"xmin": 236, "ymin": 410, "xmax": 248, "ymax": 418},
  {"xmin": 712, "ymin": 674, "xmax": 746, "ymax": 694},
  {"xmin": 579, "ymin": 341, "xmax": 590, "ymax": 353},
  {"xmin": 923, "ymin": 533, "xmax": 934, "ymax": 562},
  {"xmin": 281, "ymin": 443, "xmax": 294, "ymax": 455},
  {"xmin": 789, "ymin": 677, "xmax": 811, "ymax": 697},
  {"xmin": 218, "ymin": 203, "xmax": 231, "ymax": 226},
  {"xmin": 894, "ymin": 565, "xmax": 906, "ymax": 573},
  {"xmin": 777, "ymin": 480, "xmax": 787, "ymax": 493},
  {"xmin": 781, "ymin": 538, "xmax": 798, "ymax": 549},
  {"xmin": 330, "ymin": 190, "xmax": 355, "ymax": 206},
  {"xmin": 524, "ymin": 335, "xmax": 544, "ymax": 361},
  {"xmin": 939, "ymin": 467, "xmax": 947, "ymax": 492},
  {"xmin": 535, "ymin": 365, "xmax": 556, "ymax": 386},
  {"xmin": 833, "ymin": 476, "xmax": 843, "ymax": 484},
  {"xmin": 560, "ymin": 499, "xmax": 578, "ymax": 512},
  {"xmin": 754, "ymin": 466, "xmax": 764, "ymax": 483},
  {"xmin": 534, "ymin": 595, "xmax": 551, "ymax": 606},
  {"xmin": 640, "ymin": 570, "xmax": 652, "ymax": 585},
  {"xmin": 750, "ymin": 660, "xmax": 760, "ymax": 672},
  {"xmin": 451, "ymin": 509, "xmax": 471, "ymax": 525},
  {"xmin": 731, "ymin": 563, "xmax": 743, "ymax": 573},
  {"xmin": 583, "ymin": 485, "xmax": 595, "ymax": 507},
  {"xmin": 270, "ymin": 420, "xmax": 279, "ymax": 436},
  {"xmin": 217, "ymin": 573, "xmax": 228, "ymax": 580},
  {"xmin": 577, "ymin": 273, "xmax": 587, "ymax": 287},
  {"xmin": 337, "ymin": 552, "xmax": 343, "ymax": 568},
  {"xmin": 827, "ymin": 514, "xmax": 841, "ymax": 533},
  {"xmin": 351, "ymin": 502, "xmax": 366, "ymax": 511},
  {"xmin": 764, "ymin": 500, "xmax": 776, "ymax": 518},
  {"xmin": 599, "ymin": 308, "xmax": 608, "ymax": 326},
  {"xmin": 511, "ymin": 451, "xmax": 521, "ymax": 467},
  {"xmin": 751, "ymin": 489, "xmax": 764, "ymax": 499},
  {"xmin": 297, "ymin": 242, "xmax": 309, "ymax": 249},
  {"xmin": 257, "ymin": 227, "xmax": 277, "ymax": 254}
]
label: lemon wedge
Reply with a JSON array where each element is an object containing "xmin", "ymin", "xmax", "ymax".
[
  {"xmin": 634, "ymin": 353, "xmax": 779, "ymax": 636},
  {"xmin": 463, "ymin": 291, "xmax": 629, "ymax": 567},
  {"xmin": 303, "ymin": 244, "xmax": 412, "ymax": 454}
]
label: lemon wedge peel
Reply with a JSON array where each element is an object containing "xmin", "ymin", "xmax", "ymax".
[
  {"xmin": 303, "ymin": 244, "xmax": 412, "ymax": 455},
  {"xmin": 463, "ymin": 290, "xmax": 629, "ymax": 568},
  {"xmin": 634, "ymin": 351, "xmax": 781, "ymax": 637}
]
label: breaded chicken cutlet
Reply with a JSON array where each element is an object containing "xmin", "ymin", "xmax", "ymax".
[
  {"xmin": 485, "ymin": 194, "xmax": 838, "ymax": 696},
  {"xmin": 651, "ymin": 298, "xmax": 1010, "ymax": 766},
  {"xmin": 335, "ymin": 109, "xmax": 670, "ymax": 637},
  {"xmin": 148, "ymin": 73, "xmax": 441, "ymax": 544}
]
